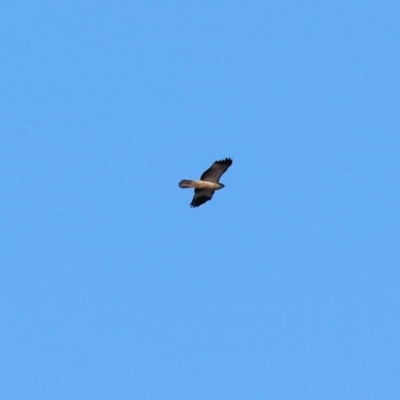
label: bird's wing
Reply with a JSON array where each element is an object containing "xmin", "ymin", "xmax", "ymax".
[
  {"xmin": 200, "ymin": 158, "xmax": 232, "ymax": 183},
  {"xmin": 190, "ymin": 189, "xmax": 214, "ymax": 208}
]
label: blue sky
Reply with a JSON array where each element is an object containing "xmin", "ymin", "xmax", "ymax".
[{"xmin": 1, "ymin": 2, "xmax": 399, "ymax": 399}]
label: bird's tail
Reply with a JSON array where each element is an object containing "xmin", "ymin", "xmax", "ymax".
[{"xmin": 179, "ymin": 179, "xmax": 195, "ymax": 188}]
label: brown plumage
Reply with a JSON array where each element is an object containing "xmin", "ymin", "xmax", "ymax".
[{"xmin": 179, "ymin": 158, "xmax": 233, "ymax": 208}]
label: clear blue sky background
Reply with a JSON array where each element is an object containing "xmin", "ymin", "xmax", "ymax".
[{"xmin": 1, "ymin": 2, "xmax": 399, "ymax": 399}]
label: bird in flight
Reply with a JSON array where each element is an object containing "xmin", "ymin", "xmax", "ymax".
[{"xmin": 179, "ymin": 157, "xmax": 233, "ymax": 208}]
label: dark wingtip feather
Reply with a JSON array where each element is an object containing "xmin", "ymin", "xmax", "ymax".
[
  {"xmin": 216, "ymin": 157, "xmax": 233, "ymax": 165},
  {"xmin": 190, "ymin": 195, "xmax": 211, "ymax": 208}
]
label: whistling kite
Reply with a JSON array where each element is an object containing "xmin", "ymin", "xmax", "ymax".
[{"xmin": 179, "ymin": 158, "xmax": 233, "ymax": 208}]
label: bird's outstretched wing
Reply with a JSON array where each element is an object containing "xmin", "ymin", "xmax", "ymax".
[
  {"xmin": 190, "ymin": 189, "xmax": 214, "ymax": 208},
  {"xmin": 200, "ymin": 158, "xmax": 232, "ymax": 183}
]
